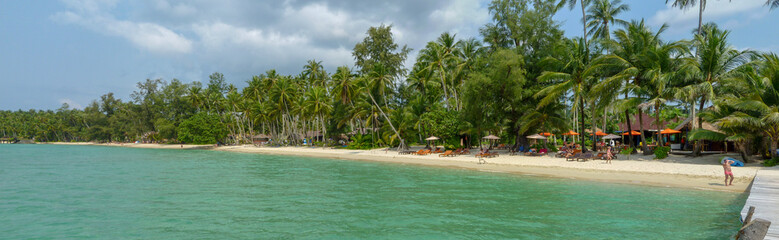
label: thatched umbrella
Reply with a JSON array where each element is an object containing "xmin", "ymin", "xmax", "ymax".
[
  {"xmin": 425, "ymin": 136, "xmax": 440, "ymax": 148},
  {"xmin": 482, "ymin": 135, "xmax": 500, "ymax": 149}
]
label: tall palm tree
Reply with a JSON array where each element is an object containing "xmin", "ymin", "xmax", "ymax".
[
  {"xmin": 303, "ymin": 59, "xmax": 327, "ymax": 88},
  {"xmin": 769, "ymin": 0, "xmax": 779, "ymax": 9},
  {"xmin": 363, "ymin": 65, "xmax": 406, "ymax": 149},
  {"xmin": 561, "ymin": 0, "xmax": 592, "ymax": 46},
  {"xmin": 585, "ymin": 0, "xmax": 629, "ymax": 41},
  {"xmin": 536, "ymin": 37, "xmax": 598, "ymax": 151},
  {"xmin": 331, "ymin": 66, "xmax": 356, "ymax": 105},
  {"xmin": 304, "ymin": 86, "xmax": 332, "ymax": 145},
  {"xmin": 595, "ymin": 20, "xmax": 668, "ymax": 153},
  {"xmin": 678, "ymin": 24, "xmax": 751, "ymax": 155}
]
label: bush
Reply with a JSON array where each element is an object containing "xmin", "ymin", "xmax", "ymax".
[
  {"xmin": 763, "ymin": 157, "xmax": 779, "ymax": 167},
  {"xmin": 620, "ymin": 147, "xmax": 634, "ymax": 155},
  {"xmin": 177, "ymin": 112, "xmax": 227, "ymax": 144},
  {"xmin": 654, "ymin": 146, "xmax": 671, "ymax": 159}
]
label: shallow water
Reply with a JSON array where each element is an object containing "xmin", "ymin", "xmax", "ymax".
[{"xmin": 0, "ymin": 145, "xmax": 745, "ymax": 239}]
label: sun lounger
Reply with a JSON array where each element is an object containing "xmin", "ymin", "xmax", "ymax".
[
  {"xmin": 439, "ymin": 150, "xmax": 454, "ymax": 157},
  {"xmin": 566, "ymin": 153, "xmax": 581, "ymax": 161},
  {"xmin": 432, "ymin": 147, "xmax": 443, "ymax": 153},
  {"xmin": 576, "ymin": 152, "xmax": 593, "ymax": 162}
]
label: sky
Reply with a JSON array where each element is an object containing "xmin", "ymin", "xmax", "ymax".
[{"xmin": 1, "ymin": 0, "xmax": 777, "ymax": 110}]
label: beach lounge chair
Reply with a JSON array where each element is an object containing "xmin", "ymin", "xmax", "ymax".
[
  {"xmin": 595, "ymin": 152, "xmax": 605, "ymax": 159},
  {"xmin": 576, "ymin": 152, "xmax": 593, "ymax": 162},
  {"xmin": 566, "ymin": 153, "xmax": 581, "ymax": 161},
  {"xmin": 411, "ymin": 149, "xmax": 425, "ymax": 155},
  {"xmin": 420, "ymin": 149, "xmax": 432, "ymax": 155},
  {"xmin": 475, "ymin": 150, "xmax": 491, "ymax": 158},
  {"xmin": 439, "ymin": 150, "xmax": 454, "ymax": 157},
  {"xmin": 432, "ymin": 147, "xmax": 443, "ymax": 154}
]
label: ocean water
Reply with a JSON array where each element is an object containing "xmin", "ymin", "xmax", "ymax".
[{"xmin": 0, "ymin": 145, "xmax": 745, "ymax": 239}]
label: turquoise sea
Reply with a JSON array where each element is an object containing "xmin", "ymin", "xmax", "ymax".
[{"xmin": 0, "ymin": 145, "xmax": 745, "ymax": 239}]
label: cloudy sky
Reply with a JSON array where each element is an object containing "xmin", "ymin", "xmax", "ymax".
[{"xmin": 1, "ymin": 0, "xmax": 777, "ymax": 110}]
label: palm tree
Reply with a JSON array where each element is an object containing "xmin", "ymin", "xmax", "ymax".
[
  {"xmin": 331, "ymin": 66, "xmax": 356, "ymax": 105},
  {"xmin": 418, "ymin": 33, "xmax": 459, "ymax": 108},
  {"xmin": 303, "ymin": 59, "xmax": 327, "ymax": 88},
  {"xmin": 698, "ymin": 54, "xmax": 779, "ymax": 158},
  {"xmin": 585, "ymin": 0, "xmax": 629, "ymax": 41},
  {"xmin": 304, "ymin": 86, "xmax": 332, "ymax": 145},
  {"xmin": 595, "ymin": 20, "xmax": 668, "ymax": 153},
  {"xmin": 561, "ymin": 0, "xmax": 592, "ymax": 46},
  {"xmin": 769, "ymin": 0, "xmax": 779, "ymax": 9},
  {"xmin": 363, "ymin": 65, "xmax": 406, "ymax": 149},
  {"xmin": 678, "ymin": 24, "xmax": 751, "ymax": 155},
  {"xmin": 536, "ymin": 37, "xmax": 598, "ymax": 151}
]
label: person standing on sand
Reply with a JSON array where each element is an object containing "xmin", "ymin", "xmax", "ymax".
[{"xmin": 722, "ymin": 159, "xmax": 734, "ymax": 186}]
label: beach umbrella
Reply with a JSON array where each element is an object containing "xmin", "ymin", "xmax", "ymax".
[
  {"xmin": 482, "ymin": 135, "xmax": 500, "ymax": 140},
  {"xmin": 526, "ymin": 134, "xmax": 547, "ymax": 139},
  {"xmin": 425, "ymin": 136, "xmax": 439, "ymax": 147},
  {"xmin": 483, "ymin": 135, "xmax": 500, "ymax": 148},
  {"xmin": 621, "ymin": 131, "xmax": 641, "ymax": 136},
  {"xmin": 561, "ymin": 130, "xmax": 579, "ymax": 136},
  {"xmin": 602, "ymin": 134, "xmax": 621, "ymax": 139},
  {"xmin": 591, "ymin": 131, "xmax": 608, "ymax": 136},
  {"xmin": 538, "ymin": 132, "xmax": 554, "ymax": 137},
  {"xmin": 659, "ymin": 128, "xmax": 681, "ymax": 134}
]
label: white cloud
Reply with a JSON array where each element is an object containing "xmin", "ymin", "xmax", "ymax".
[
  {"xmin": 53, "ymin": 0, "xmax": 192, "ymax": 54},
  {"xmin": 650, "ymin": 0, "xmax": 768, "ymax": 34}
]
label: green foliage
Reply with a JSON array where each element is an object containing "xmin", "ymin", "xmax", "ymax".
[
  {"xmin": 763, "ymin": 157, "xmax": 779, "ymax": 167},
  {"xmin": 347, "ymin": 134, "xmax": 376, "ymax": 150},
  {"xmin": 653, "ymin": 146, "xmax": 671, "ymax": 159},
  {"xmin": 620, "ymin": 147, "xmax": 634, "ymax": 155},
  {"xmin": 177, "ymin": 113, "xmax": 227, "ymax": 144}
]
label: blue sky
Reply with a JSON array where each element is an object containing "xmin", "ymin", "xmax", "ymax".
[{"xmin": 1, "ymin": 0, "xmax": 777, "ymax": 110}]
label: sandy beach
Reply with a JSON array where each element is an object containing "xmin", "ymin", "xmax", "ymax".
[{"xmin": 48, "ymin": 142, "xmax": 760, "ymax": 192}]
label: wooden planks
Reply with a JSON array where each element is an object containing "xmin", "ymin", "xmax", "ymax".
[{"xmin": 741, "ymin": 167, "xmax": 779, "ymax": 239}]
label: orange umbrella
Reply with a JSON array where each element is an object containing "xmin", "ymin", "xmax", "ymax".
[
  {"xmin": 659, "ymin": 128, "xmax": 681, "ymax": 134},
  {"xmin": 621, "ymin": 131, "xmax": 641, "ymax": 136},
  {"xmin": 539, "ymin": 132, "xmax": 554, "ymax": 137},
  {"xmin": 561, "ymin": 130, "xmax": 579, "ymax": 136},
  {"xmin": 591, "ymin": 131, "xmax": 608, "ymax": 136}
]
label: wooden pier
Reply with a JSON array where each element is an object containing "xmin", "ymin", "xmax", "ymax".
[{"xmin": 741, "ymin": 167, "xmax": 779, "ymax": 239}]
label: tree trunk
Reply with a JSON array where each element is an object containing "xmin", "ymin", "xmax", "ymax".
[
  {"xmin": 638, "ymin": 109, "xmax": 649, "ymax": 154},
  {"xmin": 591, "ymin": 106, "xmax": 598, "ymax": 151},
  {"xmin": 697, "ymin": 0, "xmax": 704, "ymax": 35},
  {"xmin": 694, "ymin": 98, "xmax": 705, "ymax": 156},
  {"xmin": 581, "ymin": 1, "xmax": 588, "ymax": 47},
  {"xmin": 625, "ymin": 110, "xmax": 633, "ymax": 148},
  {"xmin": 366, "ymin": 91, "xmax": 406, "ymax": 150},
  {"xmin": 656, "ymin": 103, "xmax": 663, "ymax": 147},
  {"xmin": 579, "ymin": 96, "xmax": 587, "ymax": 152}
]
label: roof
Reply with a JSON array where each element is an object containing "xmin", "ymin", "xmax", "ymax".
[
  {"xmin": 617, "ymin": 112, "xmax": 678, "ymax": 132},
  {"xmin": 674, "ymin": 117, "xmax": 722, "ymax": 133}
]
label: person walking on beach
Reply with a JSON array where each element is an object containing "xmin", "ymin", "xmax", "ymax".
[
  {"xmin": 605, "ymin": 146, "xmax": 613, "ymax": 164},
  {"xmin": 722, "ymin": 159, "xmax": 734, "ymax": 186}
]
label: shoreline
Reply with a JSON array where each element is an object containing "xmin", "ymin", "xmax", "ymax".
[{"xmin": 45, "ymin": 142, "xmax": 759, "ymax": 193}]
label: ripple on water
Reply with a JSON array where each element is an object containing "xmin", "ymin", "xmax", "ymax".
[{"xmin": 0, "ymin": 144, "xmax": 746, "ymax": 239}]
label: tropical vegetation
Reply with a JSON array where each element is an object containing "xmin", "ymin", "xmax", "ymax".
[{"xmin": 2, "ymin": 0, "xmax": 778, "ymax": 161}]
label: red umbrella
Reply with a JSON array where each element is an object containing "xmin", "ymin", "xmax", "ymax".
[
  {"xmin": 561, "ymin": 130, "xmax": 579, "ymax": 136},
  {"xmin": 621, "ymin": 131, "xmax": 641, "ymax": 136},
  {"xmin": 659, "ymin": 128, "xmax": 681, "ymax": 134}
]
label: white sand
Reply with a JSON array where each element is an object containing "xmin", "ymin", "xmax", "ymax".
[
  {"xmin": 216, "ymin": 145, "xmax": 760, "ymax": 192},
  {"xmin": 48, "ymin": 142, "xmax": 760, "ymax": 192}
]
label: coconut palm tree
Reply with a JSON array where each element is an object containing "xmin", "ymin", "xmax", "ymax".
[
  {"xmin": 769, "ymin": 0, "xmax": 779, "ymax": 9},
  {"xmin": 331, "ymin": 66, "xmax": 356, "ymax": 105},
  {"xmin": 303, "ymin": 59, "xmax": 327, "ymax": 88},
  {"xmin": 595, "ymin": 20, "xmax": 669, "ymax": 153},
  {"xmin": 536, "ymin": 37, "xmax": 598, "ymax": 151},
  {"xmin": 697, "ymin": 54, "xmax": 779, "ymax": 158},
  {"xmin": 585, "ymin": 0, "xmax": 629, "ymax": 41},
  {"xmin": 677, "ymin": 24, "xmax": 751, "ymax": 155},
  {"xmin": 561, "ymin": 0, "xmax": 592, "ymax": 46},
  {"xmin": 304, "ymin": 86, "xmax": 332, "ymax": 145}
]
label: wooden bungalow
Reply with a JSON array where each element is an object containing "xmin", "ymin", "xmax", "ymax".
[{"xmin": 673, "ymin": 117, "xmax": 734, "ymax": 152}]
